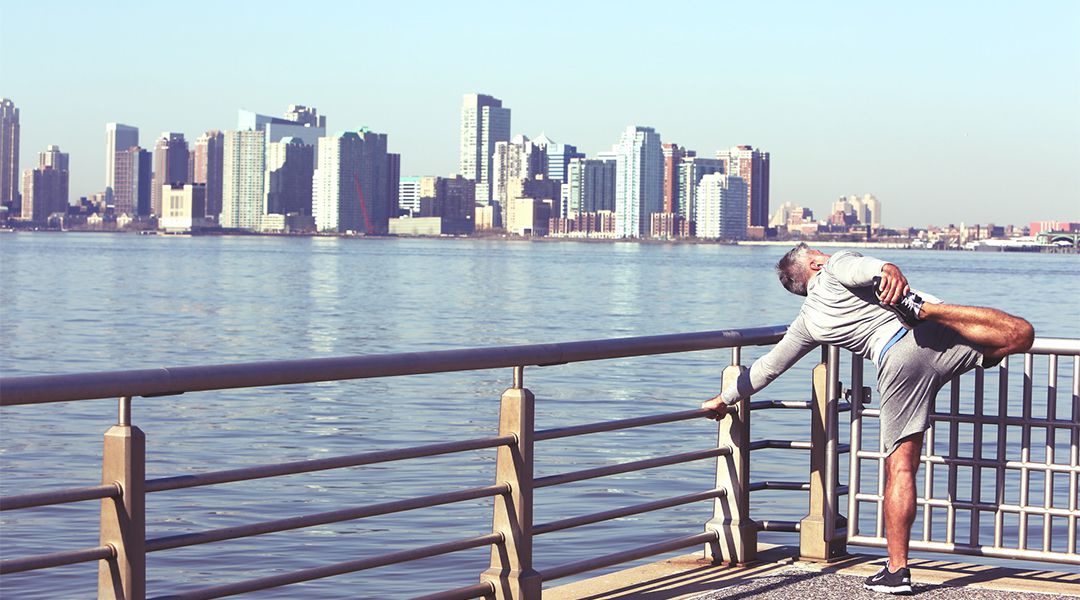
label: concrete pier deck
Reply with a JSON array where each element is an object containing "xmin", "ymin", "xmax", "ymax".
[{"xmin": 546, "ymin": 544, "xmax": 1080, "ymax": 599}]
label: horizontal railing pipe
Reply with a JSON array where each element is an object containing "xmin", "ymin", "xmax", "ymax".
[
  {"xmin": 407, "ymin": 582, "xmax": 496, "ymax": 600},
  {"xmin": 534, "ymin": 408, "xmax": 711, "ymax": 441},
  {"xmin": 146, "ymin": 436, "xmax": 514, "ymax": 493},
  {"xmin": 542, "ymin": 531, "xmax": 718, "ymax": 582},
  {"xmin": 148, "ymin": 533, "xmax": 503, "ymax": 600},
  {"xmin": 533, "ymin": 488, "xmax": 725, "ymax": 536},
  {"xmin": 1027, "ymin": 338, "xmax": 1080, "ymax": 355},
  {"xmin": 0, "ymin": 483, "xmax": 120, "ymax": 511},
  {"xmin": 146, "ymin": 484, "xmax": 508, "ymax": 553},
  {"xmin": 0, "ymin": 545, "xmax": 115, "ymax": 575},
  {"xmin": 0, "ymin": 326, "xmax": 788, "ymax": 406},
  {"xmin": 848, "ymin": 534, "xmax": 1080, "ymax": 566},
  {"xmin": 534, "ymin": 447, "xmax": 730, "ymax": 489}
]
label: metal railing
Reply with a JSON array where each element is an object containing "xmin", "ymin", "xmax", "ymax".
[{"xmin": 1, "ymin": 328, "xmax": 1077, "ymax": 599}]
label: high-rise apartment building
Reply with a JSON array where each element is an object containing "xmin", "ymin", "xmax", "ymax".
[
  {"xmin": 193, "ymin": 130, "xmax": 224, "ymax": 221},
  {"xmin": 313, "ymin": 129, "xmax": 393, "ymax": 234},
  {"xmin": 1, "ymin": 98, "xmax": 18, "ymax": 210},
  {"xmin": 459, "ymin": 93, "xmax": 510, "ymax": 205},
  {"xmin": 265, "ymin": 137, "xmax": 315, "ymax": 217},
  {"xmin": 564, "ymin": 156, "xmax": 617, "ymax": 218},
  {"xmin": 676, "ymin": 157, "xmax": 724, "ymax": 225},
  {"xmin": 20, "ymin": 146, "xmax": 69, "ymax": 222},
  {"xmin": 613, "ymin": 126, "xmax": 663, "ymax": 238},
  {"xmin": 104, "ymin": 123, "xmax": 139, "ymax": 204},
  {"xmin": 417, "ymin": 175, "xmax": 475, "ymax": 234},
  {"xmin": 532, "ymin": 134, "xmax": 582, "ymax": 183},
  {"xmin": 151, "ymin": 133, "xmax": 189, "ymax": 216},
  {"xmin": 695, "ymin": 173, "xmax": 748, "ymax": 239},
  {"xmin": 238, "ymin": 108, "xmax": 326, "ymax": 163},
  {"xmin": 662, "ymin": 143, "xmax": 695, "ymax": 214},
  {"xmin": 491, "ymin": 135, "xmax": 545, "ymax": 226},
  {"xmin": 715, "ymin": 145, "xmax": 769, "ymax": 228},
  {"xmin": 221, "ymin": 129, "xmax": 266, "ymax": 230},
  {"xmin": 398, "ymin": 176, "xmax": 422, "ymax": 216},
  {"xmin": 113, "ymin": 146, "xmax": 151, "ymax": 217}
]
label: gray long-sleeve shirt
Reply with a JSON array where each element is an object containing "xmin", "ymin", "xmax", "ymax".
[{"xmin": 720, "ymin": 251, "xmax": 906, "ymax": 405}]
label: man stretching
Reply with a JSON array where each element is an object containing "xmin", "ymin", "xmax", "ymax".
[{"xmin": 701, "ymin": 243, "xmax": 1033, "ymax": 594}]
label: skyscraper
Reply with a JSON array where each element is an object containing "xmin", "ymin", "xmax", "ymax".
[
  {"xmin": 491, "ymin": 135, "xmax": 545, "ymax": 226},
  {"xmin": 151, "ymin": 133, "xmax": 189, "ymax": 216},
  {"xmin": 662, "ymin": 143, "xmax": 694, "ymax": 214},
  {"xmin": 565, "ymin": 156, "xmax": 617, "ymax": 218},
  {"xmin": 715, "ymin": 145, "xmax": 770, "ymax": 228},
  {"xmin": 265, "ymin": 137, "xmax": 314, "ymax": 217},
  {"xmin": 104, "ymin": 123, "xmax": 138, "ymax": 203},
  {"xmin": 532, "ymin": 134, "xmax": 582, "ymax": 183},
  {"xmin": 221, "ymin": 129, "xmax": 266, "ymax": 230},
  {"xmin": 613, "ymin": 126, "xmax": 663, "ymax": 238},
  {"xmin": 676, "ymin": 157, "xmax": 725, "ymax": 225},
  {"xmin": 114, "ymin": 146, "xmax": 151, "ymax": 217},
  {"xmin": 284, "ymin": 105, "xmax": 326, "ymax": 128},
  {"xmin": 459, "ymin": 93, "xmax": 510, "ymax": 205},
  {"xmin": 20, "ymin": 145, "xmax": 69, "ymax": 222},
  {"xmin": 313, "ymin": 129, "xmax": 392, "ymax": 234},
  {"xmin": 0, "ymin": 99, "xmax": 18, "ymax": 211},
  {"xmin": 193, "ymin": 131, "xmax": 224, "ymax": 222},
  {"xmin": 39, "ymin": 145, "xmax": 69, "ymax": 172},
  {"xmin": 695, "ymin": 173, "xmax": 748, "ymax": 239}
]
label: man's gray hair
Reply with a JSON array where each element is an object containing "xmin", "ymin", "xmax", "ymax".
[{"xmin": 776, "ymin": 243, "xmax": 812, "ymax": 296}]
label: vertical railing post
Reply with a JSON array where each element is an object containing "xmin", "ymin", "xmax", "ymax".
[
  {"xmin": 706, "ymin": 347, "xmax": 756, "ymax": 564},
  {"xmin": 482, "ymin": 367, "xmax": 541, "ymax": 599},
  {"xmin": 99, "ymin": 396, "xmax": 145, "ymax": 600},
  {"xmin": 800, "ymin": 346, "xmax": 847, "ymax": 561}
]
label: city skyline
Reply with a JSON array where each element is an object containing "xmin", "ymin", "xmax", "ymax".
[{"xmin": 3, "ymin": 1, "xmax": 1078, "ymax": 227}]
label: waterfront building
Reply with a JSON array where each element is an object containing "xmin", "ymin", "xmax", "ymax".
[
  {"xmin": 398, "ymin": 176, "xmax": 422, "ymax": 216},
  {"xmin": 265, "ymin": 137, "xmax": 315, "ymax": 220},
  {"xmin": 193, "ymin": 131, "xmax": 224, "ymax": 222},
  {"xmin": 532, "ymin": 134, "xmax": 582, "ymax": 183},
  {"xmin": 418, "ymin": 175, "xmax": 475, "ymax": 235},
  {"xmin": 1, "ymin": 98, "xmax": 18, "ymax": 210},
  {"xmin": 113, "ymin": 146, "xmax": 151, "ymax": 217},
  {"xmin": 313, "ymin": 129, "xmax": 393, "ymax": 234},
  {"xmin": 158, "ymin": 183, "xmax": 206, "ymax": 233},
  {"xmin": 650, "ymin": 212, "xmax": 690, "ymax": 239},
  {"xmin": 459, "ymin": 93, "xmax": 510, "ymax": 205},
  {"xmin": 387, "ymin": 153, "xmax": 400, "ymax": 224},
  {"xmin": 676, "ymin": 157, "xmax": 724, "ymax": 226},
  {"xmin": 221, "ymin": 129, "xmax": 266, "ymax": 230},
  {"xmin": 695, "ymin": 173, "xmax": 748, "ymax": 239},
  {"xmin": 20, "ymin": 163, "xmax": 69, "ymax": 222},
  {"xmin": 565, "ymin": 156, "xmax": 617, "ymax": 219},
  {"xmin": 492, "ymin": 135, "xmax": 545, "ymax": 225},
  {"xmin": 39, "ymin": 145, "xmax": 69, "ymax": 172},
  {"xmin": 508, "ymin": 198, "xmax": 551, "ymax": 236},
  {"xmin": 769, "ymin": 201, "xmax": 814, "ymax": 228},
  {"xmin": 613, "ymin": 126, "xmax": 663, "ymax": 238},
  {"xmin": 831, "ymin": 194, "xmax": 882, "ymax": 231},
  {"xmin": 715, "ymin": 145, "xmax": 769, "ymax": 228},
  {"xmin": 662, "ymin": 143, "xmax": 694, "ymax": 215},
  {"xmin": 151, "ymin": 133, "xmax": 189, "ymax": 216},
  {"xmin": 104, "ymin": 123, "xmax": 138, "ymax": 204}
]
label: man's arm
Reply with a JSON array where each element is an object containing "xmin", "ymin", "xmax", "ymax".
[
  {"xmin": 702, "ymin": 316, "xmax": 817, "ymax": 418},
  {"xmin": 828, "ymin": 251, "xmax": 910, "ymax": 305}
]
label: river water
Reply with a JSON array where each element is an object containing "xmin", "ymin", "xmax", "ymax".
[{"xmin": 1, "ymin": 233, "xmax": 1077, "ymax": 598}]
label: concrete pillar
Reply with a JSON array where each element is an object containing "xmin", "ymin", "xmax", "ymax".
[
  {"xmin": 98, "ymin": 420, "xmax": 145, "ymax": 600},
  {"xmin": 481, "ymin": 373, "xmax": 542, "ymax": 599},
  {"xmin": 706, "ymin": 364, "xmax": 756, "ymax": 564}
]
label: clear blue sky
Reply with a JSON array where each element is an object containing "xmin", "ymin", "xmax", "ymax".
[{"xmin": 4, "ymin": 0, "xmax": 1078, "ymax": 228}]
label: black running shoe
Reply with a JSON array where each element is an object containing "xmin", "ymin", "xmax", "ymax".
[
  {"xmin": 872, "ymin": 276, "xmax": 925, "ymax": 328},
  {"xmin": 863, "ymin": 561, "xmax": 913, "ymax": 594}
]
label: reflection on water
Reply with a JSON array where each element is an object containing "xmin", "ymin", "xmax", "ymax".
[{"xmin": 0, "ymin": 234, "xmax": 1077, "ymax": 598}]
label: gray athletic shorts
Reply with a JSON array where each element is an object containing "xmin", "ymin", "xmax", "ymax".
[{"xmin": 877, "ymin": 321, "xmax": 984, "ymax": 456}]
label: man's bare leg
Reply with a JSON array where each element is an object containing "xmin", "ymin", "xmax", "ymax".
[
  {"xmin": 919, "ymin": 303, "xmax": 1034, "ymax": 362},
  {"xmin": 884, "ymin": 433, "xmax": 923, "ymax": 569}
]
